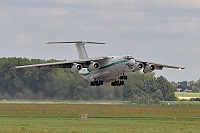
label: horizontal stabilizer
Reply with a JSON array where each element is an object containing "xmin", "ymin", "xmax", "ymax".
[
  {"xmin": 47, "ymin": 41, "xmax": 105, "ymax": 45},
  {"xmin": 46, "ymin": 41, "xmax": 105, "ymax": 59}
]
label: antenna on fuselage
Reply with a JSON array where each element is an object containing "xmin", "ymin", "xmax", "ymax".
[{"xmin": 47, "ymin": 41, "xmax": 105, "ymax": 59}]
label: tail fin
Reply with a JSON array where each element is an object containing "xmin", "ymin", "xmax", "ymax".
[{"xmin": 47, "ymin": 41, "xmax": 105, "ymax": 59}]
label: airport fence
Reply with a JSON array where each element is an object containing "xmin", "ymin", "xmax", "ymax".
[{"xmin": 1, "ymin": 100, "xmax": 200, "ymax": 105}]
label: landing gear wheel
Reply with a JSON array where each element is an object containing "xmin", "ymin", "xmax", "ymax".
[
  {"xmin": 90, "ymin": 81, "xmax": 95, "ymax": 86},
  {"xmin": 120, "ymin": 81, "xmax": 124, "ymax": 85},
  {"xmin": 100, "ymin": 80, "xmax": 103, "ymax": 85},
  {"xmin": 91, "ymin": 80, "xmax": 104, "ymax": 86},
  {"xmin": 124, "ymin": 76, "xmax": 128, "ymax": 80},
  {"xmin": 119, "ymin": 76, "xmax": 124, "ymax": 80},
  {"xmin": 111, "ymin": 81, "xmax": 115, "ymax": 86}
]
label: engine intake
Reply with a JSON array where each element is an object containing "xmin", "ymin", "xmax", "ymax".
[
  {"xmin": 88, "ymin": 62, "xmax": 100, "ymax": 72},
  {"xmin": 143, "ymin": 64, "xmax": 156, "ymax": 73},
  {"xmin": 70, "ymin": 63, "xmax": 82, "ymax": 73},
  {"xmin": 132, "ymin": 62, "xmax": 144, "ymax": 72}
]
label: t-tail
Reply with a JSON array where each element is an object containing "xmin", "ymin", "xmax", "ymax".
[{"xmin": 47, "ymin": 41, "xmax": 105, "ymax": 59}]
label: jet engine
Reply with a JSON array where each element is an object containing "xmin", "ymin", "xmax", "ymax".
[
  {"xmin": 143, "ymin": 64, "xmax": 156, "ymax": 73},
  {"xmin": 70, "ymin": 63, "xmax": 82, "ymax": 73},
  {"xmin": 87, "ymin": 62, "xmax": 100, "ymax": 71},
  {"xmin": 132, "ymin": 62, "xmax": 144, "ymax": 72}
]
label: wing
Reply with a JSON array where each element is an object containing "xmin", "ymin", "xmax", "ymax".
[
  {"xmin": 12, "ymin": 56, "xmax": 108, "ymax": 69},
  {"xmin": 135, "ymin": 59, "xmax": 185, "ymax": 70}
]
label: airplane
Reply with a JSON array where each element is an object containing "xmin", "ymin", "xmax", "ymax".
[{"xmin": 13, "ymin": 41, "xmax": 185, "ymax": 86}]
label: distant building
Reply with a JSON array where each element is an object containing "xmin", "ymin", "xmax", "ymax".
[
  {"xmin": 171, "ymin": 81, "xmax": 193, "ymax": 92},
  {"xmin": 176, "ymin": 85, "xmax": 182, "ymax": 92},
  {"xmin": 171, "ymin": 82, "xmax": 178, "ymax": 88},
  {"xmin": 187, "ymin": 81, "xmax": 193, "ymax": 86},
  {"xmin": 178, "ymin": 81, "xmax": 188, "ymax": 87},
  {"xmin": 184, "ymin": 89, "xmax": 192, "ymax": 93}
]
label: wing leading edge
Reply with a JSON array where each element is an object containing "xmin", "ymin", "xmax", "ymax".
[
  {"xmin": 13, "ymin": 56, "xmax": 108, "ymax": 69},
  {"xmin": 135, "ymin": 59, "xmax": 185, "ymax": 70}
]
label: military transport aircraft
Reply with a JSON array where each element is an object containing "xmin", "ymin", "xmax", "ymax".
[{"xmin": 13, "ymin": 41, "xmax": 185, "ymax": 86}]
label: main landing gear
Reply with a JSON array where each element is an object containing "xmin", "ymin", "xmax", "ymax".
[
  {"xmin": 90, "ymin": 80, "xmax": 104, "ymax": 86},
  {"xmin": 111, "ymin": 80, "xmax": 124, "ymax": 86},
  {"xmin": 111, "ymin": 74, "xmax": 128, "ymax": 86},
  {"xmin": 90, "ymin": 74, "xmax": 128, "ymax": 86}
]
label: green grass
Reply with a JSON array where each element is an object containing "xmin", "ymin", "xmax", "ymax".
[
  {"xmin": 175, "ymin": 92, "xmax": 200, "ymax": 97},
  {"xmin": 0, "ymin": 103, "xmax": 200, "ymax": 133}
]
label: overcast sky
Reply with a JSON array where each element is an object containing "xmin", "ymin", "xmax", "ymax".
[{"xmin": 0, "ymin": 0, "xmax": 200, "ymax": 82}]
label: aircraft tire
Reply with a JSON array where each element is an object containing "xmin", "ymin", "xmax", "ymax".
[
  {"xmin": 124, "ymin": 76, "xmax": 128, "ymax": 80},
  {"xmin": 120, "ymin": 81, "xmax": 124, "ymax": 85},
  {"xmin": 90, "ymin": 81, "xmax": 94, "ymax": 86},
  {"xmin": 111, "ymin": 82, "xmax": 115, "ymax": 86},
  {"xmin": 100, "ymin": 80, "xmax": 103, "ymax": 85}
]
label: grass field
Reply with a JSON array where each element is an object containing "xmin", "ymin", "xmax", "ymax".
[
  {"xmin": 175, "ymin": 92, "xmax": 200, "ymax": 97},
  {"xmin": 0, "ymin": 103, "xmax": 200, "ymax": 133},
  {"xmin": 175, "ymin": 92, "xmax": 200, "ymax": 100}
]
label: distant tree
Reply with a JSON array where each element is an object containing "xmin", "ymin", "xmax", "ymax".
[
  {"xmin": 192, "ymin": 86, "xmax": 200, "ymax": 93},
  {"xmin": 157, "ymin": 76, "xmax": 176, "ymax": 101},
  {"xmin": 192, "ymin": 79, "xmax": 200, "ymax": 93},
  {"xmin": 196, "ymin": 79, "xmax": 200, "ymax": 88}
]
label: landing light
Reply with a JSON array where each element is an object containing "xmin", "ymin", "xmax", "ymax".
[{"xmin": 179, "ymin": 67, "xmax": 184, "ymax": 70}]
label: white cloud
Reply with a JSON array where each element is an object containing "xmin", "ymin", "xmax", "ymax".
[
  {"xmin": 90, "ymin": 9, "xmax": 152, "ymax": 23},
  {"xmin": 50, "ymin": 0, "xmax": 200, "ymax": 10},
  {"xmin": 47, "ymin": 8, "xmax": 70, "ymax": 16},
  {"xmin": 151, "ymin": 16, "xmax": 200, "ymax": 35},
  {"xmin": 28, "ymin": 8, "xmax": 70, "ymax": 17},
  {"xmin": 14, "ymin": 7, "xmax": 70, "ymax": 18},
  {"xmin": 154, "ymin": 0, "xmax": 200, "ymax": 9}
]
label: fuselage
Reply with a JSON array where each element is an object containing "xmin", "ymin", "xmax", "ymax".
[{"xmin": 79, "ymin": 55, "xmax": 135, "ymax": 83}]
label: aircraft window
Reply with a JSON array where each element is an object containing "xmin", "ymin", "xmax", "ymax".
[{"xmin": 123, "ymin": 55, "xmax": 133, "ymax": 59}]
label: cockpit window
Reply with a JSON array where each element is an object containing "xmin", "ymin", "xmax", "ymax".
[{"xmin": 123, "ymin": 55, "xmax": 134, "ymax": 59}]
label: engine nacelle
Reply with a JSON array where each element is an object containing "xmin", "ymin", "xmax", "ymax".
[
  {"xmin": 70, "ymin": 63, "xmax": 82, "ymax": 73},
  {"xmin": 143, "ymin": 64, "xmax": 156, "ymax": 73},
  {"xmin": 87, "ymin": 62, "xmax": 100, "ymax": 72},
  {"xmin": 132, "ymin": 62, "xmax": 144, "ymax": 72}
]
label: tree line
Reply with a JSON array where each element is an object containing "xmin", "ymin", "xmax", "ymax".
[
  {"xmin": 193, "ymin": 79, "xmax": 200, "ymax": 92},
  {"xmin": 0, "ymin": 57, "xmax": 182, "ymax": 101}
]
